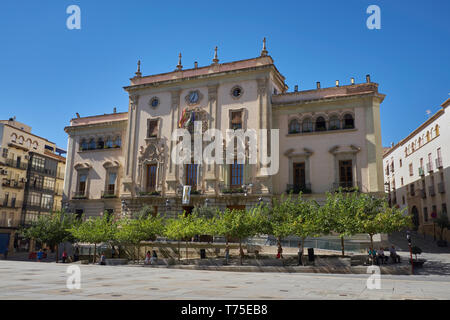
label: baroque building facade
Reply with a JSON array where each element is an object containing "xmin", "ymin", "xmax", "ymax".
[
  {"xmin": 63, "ymin": 44, "xmax": 385, "ymax": 221},
  {"xmin": 383, "ymin": 98, "xmax": 450, "ymax": 241}
]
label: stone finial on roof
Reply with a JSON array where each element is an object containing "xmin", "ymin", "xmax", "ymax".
[
  {"xmin": 261, "ymin": 37, "xmax": 268, "ymax": 56},
  {"xmin": 135, "ymin": 60, "xmax": 142, "ymax": 77},
  {"xmin": 212, "ymin": 46, "xmax": 219, "ymax": 64},
  {"xmin": 176, "ymin": 53, "xmax": 183, "ymax": 71}
]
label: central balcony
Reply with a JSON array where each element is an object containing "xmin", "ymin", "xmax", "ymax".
[
  {"xmin": 72, "ymin": 191, "xmax": 88, "ymax": 200},
  {"xmin": 331, "ymin": 181, "xmax": 360, "ymax": 192},
  {"xmin": 286, "ymin": 183, "xmax": 312, "ymax": 194},
  {"xmin": 101, "ymin": 190, "xmax": 118, "ymax": 199}
]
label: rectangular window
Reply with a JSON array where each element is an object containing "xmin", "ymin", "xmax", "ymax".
[
  {"xmin": 2, "ymin": 148, "xmax": 7, "ymax": 158},
  {"xmin": 147, "ymin": 119, "xmax": 159, "ymax": 138},
  {"xmin": 41, "ymin": 194, "xmax": 53, "ymax": 210},
  {"xmin": 409, "ymin": 163, "xmax": 413, "ymax": 176},
  {"xmin": 230, "ymin": 160, "xmax": 243, "ymax": 189},
  {"xmin": 78, "ymin": 173, "xmax": 87, "ymax": 194},
  {"xmin": 399, "ymin": 159, "xmax": 402, "ymax": 167},
  {"xmin": 107, "ymin": 172, "xmax": 117, "ymax": 194},
  {"xmin": 146, "ymin": 164, "xmax": 157, "ymax": 191},
  {"xmin": 185, "ymin": 164, "xmax": 198, "ymax": 191},
  {"xmin": 230, "ymin": 111, "xmax": 242, "ymax": 130},
  {"xmin": 339, "ymin": 160, "xmax": 353, "ymax": 188}
]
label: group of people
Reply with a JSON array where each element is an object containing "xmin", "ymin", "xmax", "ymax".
[
  {"xmin": 144, "ymin": 250, "xmax": 158, "ymax": 265},
  {"xmin": 368, "ymin": 246, "xmax": 401, "ymax": 265}
]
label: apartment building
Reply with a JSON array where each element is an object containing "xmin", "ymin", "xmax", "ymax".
[
  {"xmin": 0, "ymin": 118, "xmax": 66, "ymax": 255},
  {"xmin": 383, "ymin": 98, "xmax": 450, "ymax": 241}
]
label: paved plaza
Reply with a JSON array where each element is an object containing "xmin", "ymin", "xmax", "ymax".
[{"xmin": 0, "ymin": 260, "xmax": 449, "ymax": 300}]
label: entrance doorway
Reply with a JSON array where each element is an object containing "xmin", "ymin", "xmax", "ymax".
[{"xmin": 411, "ymin": 206, "xmax": 420, "ymax": 231}]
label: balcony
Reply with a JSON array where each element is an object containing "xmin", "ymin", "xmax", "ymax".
[
  {"xmin": 332, "ymin": 181, "xmax": 360, "ymax": 192},
  {"xmin": 426, "ymin": 162, "xmax": 433, "ymax": 173},
  {"xmin": 2, "ymin": 158, "xmax": 28, "ymax": 170},
  {"xmin": 428, "ymin": 185, "xmax": 436, "ymax": 197},
  {"xmin": 0, "ymin": 219, "xmax": 20, "ymax": 228},
  {"xmin": 72, "ymin": 191, "xmax": 88, "ymax": 200},
  {"xmin": 418, "ymin": 167, "xmax": 425, "ymax": 176},
  {"xmin": 220, "ymin": 186, "xmax": 245, "ymax": 194},
  {"xmin": 436, "ymin": 158, "xmax": 443, "ymax": 169},
  {"xmin": 101, "ymin": 190, "xmax": 118, "ymax": 199},
  {"xmin": 438, "ymin": 182, "xmax": 445, "ymax": 194},
  {"xmin": 286, "ymin": 183, "xmax": 312, "ymax": 194},
  {"xmin": 0, "ymin": 198, "xmax": 22, "ymax": 209},
  {"xmin": 2, "ymin": 179, "xmax": 25, "ymax": 189},
  {"xmin": 419, "ymin": 189, "xmax": 426, "ymax": 199}
]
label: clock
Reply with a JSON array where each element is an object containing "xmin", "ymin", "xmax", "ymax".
[{"xmin": 185, "ymin": 90, "xmax": 202, "ymax": 105}]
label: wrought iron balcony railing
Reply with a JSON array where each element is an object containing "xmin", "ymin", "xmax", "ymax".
[
  {"xmin": 438, "ymin": 182, "xmax": 445, "ymax": 194},
  {"xmin": 331, "ymin": 181, "xmax": 360, "ymax": 192},
  {"xmin": 1, "ymin": 179, "xmax": 25, "ymax": 189},
  {"xmin": 436, "ymin": 158, "xmax": 443, "ymax": 169},
  {"xmin": 286, "ymin": 183, "xmax": 312, "ymax": 194},
  {"xmin": 101, "ymin": 190, "xmax": 118, "ymax": 199},
  {"xmin": 420, "ymin": 189, "xmax": 426, "ymax": 199},
  {"xmin": 3, "ymin": 158, "xmax": 28, "ymax": 170},
  {"xmin": 72, "ymin": 191, "xmax": 88, "ymax": 200},
  {"xmin": 0, "ymin": 219, "xmax": 20, "ymax": 228}
]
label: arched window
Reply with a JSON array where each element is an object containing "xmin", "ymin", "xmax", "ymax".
[
  {"xmin": 114, "ymin": 136, "xmax": 121, "ymax": 148},
  {"xmin": 329, "ymin": 115, "xmax": 340, "ymax": 130},
  {"xmin": 315, "ymin": 116, "xmax": 326, "ymax": 131},
  {"xmin": 288, "ymin": 119, "xmax": 300, "ymax": 134},
  {"xmin": 105, "ymin": 137, "xmax": 113, "ymax": 148},
  {"xmin": 343, "ymin": 114, "xmax": 355, "ymax": 129},
  {"xmin": 418, "ymin": 137, "xmax": 422, "ymax": 147},
  {"xmin": 88, "ymin": 139, "xmax": 96, "ymax": 150},
  {"xmin": 426, "ymin": 131, "xmax": 430, "ymax": 142},
  {"xmin": 302, "ymin": 118, "xmax": 313, "ymax": 133},
  {"xmin": 411, "ymin": 142, "xmax": 415, "ymax": 152},
  {"xmin": 18, "ymin": 136, "xmax": 24, "ymax": 145},
  {"xmin": 32, "ymin": 141, "xmax": 38, "ymax": 150},
  {"xmin": 11, "ymin": 134, "xmax": 17, "ymax": 143},
  {"xmin": 404, "ymin": 147, "xmax": 408, "ymax": 157},
  {"xmin": 435, "ymin": 124, "xmax": 440, "ymax": 136},
  {"xmin": 80, "ymin": 139, "xmax": 88, "ymax": 151},
  {"xmin": 97, "ymin": 138, "xmax": 104, "ymax": 149}
]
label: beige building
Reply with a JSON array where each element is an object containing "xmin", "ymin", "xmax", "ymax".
[
  {"xmin": 384, "ymin": 98, "xmax": 450, "ymax": 242},
  {"xmin": 0, "ymin": 118, "xmax": 66, "ymax": 255},
  {"xmin": 64, "ymin": 43, "xmax": 385, "ymax": 223}
]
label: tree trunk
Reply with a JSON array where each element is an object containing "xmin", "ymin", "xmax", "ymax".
[
  {"xmin": 186, "ymin": 240, "xmax": 189, "ymax": 263},
  {"xmin": 277, "ymin": 237, "xmax": 283, "ymax": 259},
  {"xmin": 239, "ymin": 240, "xmax": 243, "ymax": 265},
  {"xmin": 341, "ymin": 237, "xmax": 345, "ymax": 257},
  {"xmin": 93, "ymin": 244, "xmax": 97, "ymax": 264},
  {"xmin": 55, "ymin": 244, "xmax": 59, "ymax": 263},
  {"xmin": 178, "ymin": 240, "xmax": 181, "ymax": 261}
]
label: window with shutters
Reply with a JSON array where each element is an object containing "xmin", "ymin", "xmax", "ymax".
[
  {"xmin": 146, "ymin": 164, "xmax": 157, "ymax": 191},
  {"xmin": 230, "ymin": 159, "xmax": 243, "ymax": 189},
  {"xmin": 185, "ymin": 164, "xmax": 198, "ymax": 191}
]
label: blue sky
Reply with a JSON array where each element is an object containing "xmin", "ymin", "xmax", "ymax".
[{"xmin": 0, "ymin": 0, "xmax": 449, "ymax": 150}]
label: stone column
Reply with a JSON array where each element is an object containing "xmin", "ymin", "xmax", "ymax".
[
  {"xmin": 166, "ymin": 90, "xmax": 181, "ymax": 194},
  {"xmin": 122, "ymin": 94, "xmax": 139, "ymax": 197},
  {"xmin": 205, "ymin": 85, "xmax": 218, "ymax": 194},
  {"xmin": 256, "ymin": 78, "xmax": 270, "ymax": 193}
]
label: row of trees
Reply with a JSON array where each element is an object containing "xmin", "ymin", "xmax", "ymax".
[{"xmin": 21, "ymin": 191, "xmax": 412, "ymax": 264}]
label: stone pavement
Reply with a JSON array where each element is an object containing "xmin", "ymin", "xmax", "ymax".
[{"xmin": 0, "ymin": 260, "xmax": 449, "ymax": 300}]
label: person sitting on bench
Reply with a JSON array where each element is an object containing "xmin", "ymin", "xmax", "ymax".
[
  {"xmin": 377, "ymin": 248, "xmax": 388, "ymax": 265},
  {"xmin": 389, "ymin": 245, "xmax": 401, "ymax": 263}
]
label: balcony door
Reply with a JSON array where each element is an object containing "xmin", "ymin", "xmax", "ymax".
[
  {"xmin": 293, "ymin": 162, "xmax": 306, "ymax": 188},
  {"xmin": 146, "ymin": 164, "xmax": 157, "ymax": 192},
  {"xmin": 339, "ymin": 160, "xmax": 353, "ymax": 188}
]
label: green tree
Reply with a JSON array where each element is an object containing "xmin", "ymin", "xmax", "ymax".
[
  {"xmin": 214, "ymin": 208, "xmax": 262, "ymax": 265},
  {"xmin": 115, "ymin": 215, "xmax": 165, "ymax": 263},
  {"xmin": 67, "ymin": 214, "xmax": 116, "ymax": 263},
  {"xmin": 291, "ymin": 196, "xmax": 323, "ymax": 257},
  {"xmin": 261, "ymin": 195, "xmax": 296, "ymax": 258},
  {"xmin": 322, "ymin": 190, "xmax": 361, "ymax": 256},
  {"xmin": 21, "ymin": 211, "xmax": 79, "ymax": 262},
  {"xmin": 164, "ymin": 212, "xmax": 204, "ymax": 262},
  {"xmin": 355, "ymin": 194, "xmax": 411, "ymax": 260},
  {"xmin": 435, "ymin": 212, "xmax": 450, "ymax": 241}
]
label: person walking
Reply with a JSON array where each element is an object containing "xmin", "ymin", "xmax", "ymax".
[
  {"xmin": 37, "ymin": 249, "xmax": 43, "ymax": 262},
  {"xmin": 62, "ymin": 250, "xmax": 68, "ymax": 263},
  {"xmin": 99, "ymin": 253, "xmax": 106, "ymax": 265},
  {"xmin": 297, "ymin": 242, "xmax": 303, "ymax": 266},
  {"xmin": 150, "ymin": 250, "xmax": 158, "ymax": 265},
  {"xmin": 224, "ymin": 244, "xmax": 230, "ymax": 265},
  {"xmin": 145, "ymin": 251, "xmax": 151, "ymax": 265}
]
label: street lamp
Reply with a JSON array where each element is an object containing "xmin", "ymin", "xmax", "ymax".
[
  {"xmin": 407, "ymin": 230, "xmax": 414, "ymax": 275},
  {"xmin": 121, "ymin": 200, "xmax": 128, "ymax": 217}
]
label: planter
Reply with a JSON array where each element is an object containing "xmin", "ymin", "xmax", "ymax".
[
  {"xmin": 105, "ymin": 258, "xmax": 128, "ymax": 266},
  {"xmin": 437, "ymin": 240, "xmax": 448, "ymax": 247}
]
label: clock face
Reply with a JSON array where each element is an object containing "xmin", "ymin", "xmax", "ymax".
[{"xmin": 189, "ymin": 91, "xmax": 199, "ymax": 104}]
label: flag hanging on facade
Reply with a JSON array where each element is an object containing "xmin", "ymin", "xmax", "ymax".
[
  {"xmin": 184, "ymin": 110, "xmax": 195, "ymax": 128},
  {"xmin": 178, "ymin": 108, "xmax": 189, "ymax": 128}
]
